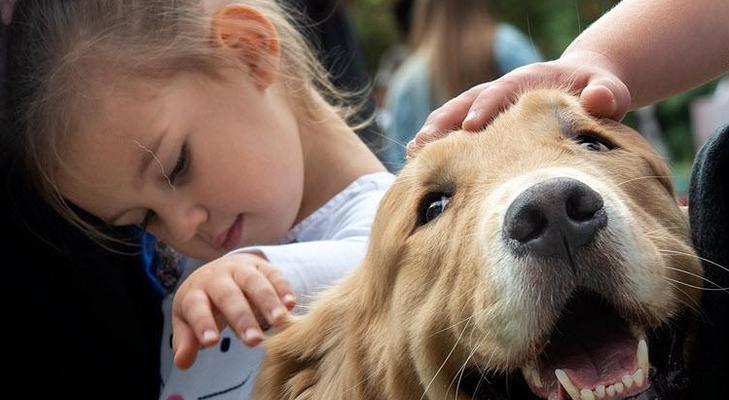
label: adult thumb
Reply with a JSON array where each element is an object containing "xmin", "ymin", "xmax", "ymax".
[{"xmin": 579, "ymin": 78, "xmax": 631, "ymax": 121}]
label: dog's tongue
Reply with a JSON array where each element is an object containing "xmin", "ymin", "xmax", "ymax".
[{"xmin": 531, "ymin": 313, "xmax": 640, "ymax": 399}]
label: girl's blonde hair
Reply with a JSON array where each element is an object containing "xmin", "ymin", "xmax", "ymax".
[
  {"xmin": 5, "ymin": 0, "xmax": 358, "ymax": 242},
  {"xmin": 409, "ymin": 0, "xmax": 497, "ymax": 103}
]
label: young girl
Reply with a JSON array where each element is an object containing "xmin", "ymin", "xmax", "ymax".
[{"xmin": 5, "ymin": 0, "xmax": 393, "ymax": 398}]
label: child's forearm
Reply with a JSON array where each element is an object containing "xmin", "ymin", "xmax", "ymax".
[{"xmin": 563, "ymin": 0, "xmax": 729, "ymax": 109}]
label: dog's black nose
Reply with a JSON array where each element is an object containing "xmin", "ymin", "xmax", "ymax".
[{"xmin": 503, "ymin": 177, "xmax": 607, "ymax": 258}]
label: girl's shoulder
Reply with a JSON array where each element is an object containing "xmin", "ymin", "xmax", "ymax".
[{"xmin": 286, "ymin": 172, "xmax": 396, "ymax": 243}]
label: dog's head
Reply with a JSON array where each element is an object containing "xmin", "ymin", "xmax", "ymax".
[{"xmin": 256, "ymin": 89, "xmax": 702, "ymax": 400}]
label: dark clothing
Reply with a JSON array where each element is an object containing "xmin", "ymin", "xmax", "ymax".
[
  {"xmin": 2, "ymin": 13, "xmax": 161, "ymax": 398},
  {"xmin": 2, "ymin": 156, "xmax": 163, "ymax": 399},
  {"xmin": 688, "ymin": 124, "xmax": 729, "ymax": 398}
]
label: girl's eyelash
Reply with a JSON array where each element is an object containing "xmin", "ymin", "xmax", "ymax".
[
  {"xmin": 140, "ymin": 143, "xmax": 188, "ymax": 229},
  {"xmin": 169, "ymin": 143, "xmax": 189, "ymax": 184}
]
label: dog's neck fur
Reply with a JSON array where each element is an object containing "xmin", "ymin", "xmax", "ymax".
[{"xmin": 256, "ymin": 245, "xmax": 494, "ymax": 400}]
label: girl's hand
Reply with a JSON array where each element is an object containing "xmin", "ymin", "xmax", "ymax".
[
  {"xmin": 171, "ymin": 252, "xmax": 296, "ymax": 369},
  {"xmin": 407, "ymin": 51, "xmax": 631, "ymax": 157}
]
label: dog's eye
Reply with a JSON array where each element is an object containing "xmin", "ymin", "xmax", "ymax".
[
  {"xmin": 419, "ymin": 193, "xmax": 451, "ymax": 225},
  {"xmin": 575, "ymin": 134, "xmax": 613, "ymax": 152}
]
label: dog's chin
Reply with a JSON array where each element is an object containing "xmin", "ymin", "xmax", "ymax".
[{"xmin": 460, "ymin": 291, "xmax": 691, "ymax": 400}]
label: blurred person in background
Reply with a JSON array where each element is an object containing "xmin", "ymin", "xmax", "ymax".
[
  {"xmin": 285, "ymin": 0, "xmax": 385, "ymax": 159},
  {"xmin": 373, "ymin": 0, "xmax": 413, "ymax": 133},
  {"xmin": 383, "ymin": 0, "xmax": 542, "ymax": 171}
]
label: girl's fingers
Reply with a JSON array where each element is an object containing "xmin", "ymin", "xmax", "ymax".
[
  {"xmin": 206, "ymin": 277, "xmax": 263, "ymax": 346},
  {"xmin": 256, "ymin": 261, "xmax": 296, "ymax": 309},
  {"xmin": 171, "ymin": 314, "xmax": 202, "ymax": 370},
  {"xmin": 231, "ymin": 265, "xmax": 289, "ymax": 327},
  {"xmin": 175, "ymin": 289, "xmax": 220, "ymax": 348}
]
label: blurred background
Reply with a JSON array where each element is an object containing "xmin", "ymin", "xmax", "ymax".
[{"xmin": 310, "ymin": 0, "xmax": 728, "ymax": 200}]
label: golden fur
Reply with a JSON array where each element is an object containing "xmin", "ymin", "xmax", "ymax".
[{"xmin": 253, "ymin": 89, "xmax": 702, "ymax": 400}]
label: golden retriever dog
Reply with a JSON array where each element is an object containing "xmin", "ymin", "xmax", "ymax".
[{"xmin": 253, "ymin": 89, "xmax": 702, "ymax": 400}]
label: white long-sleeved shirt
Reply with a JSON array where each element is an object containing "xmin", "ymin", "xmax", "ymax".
[{"xmin": 159, "ymin": 171, "xmax": 395, "ymax": 400}]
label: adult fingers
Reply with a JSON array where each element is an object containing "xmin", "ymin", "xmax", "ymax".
[
  {"xmin": 407, "ymin": 83, "xmax": 489, "ymax": 158},
  {"xmin": 460, "ymin": 78, "xmax": 527, "ymax": 131},
  {"xmin": 579, "ymin": 76, "xmax": 631, "ymax": 121}
]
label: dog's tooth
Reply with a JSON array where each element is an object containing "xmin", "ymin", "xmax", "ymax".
[
  {"xmin": 555, "ymin": 369, "xmax": 582, "ymax": 400},
  {"xmin": 594, "ymin": 385, "xmax": 606, "ymax": 399},
  {"xmin": 606, "ymin": 385, "xmax": 616, "ymax": 397},
  {"xmin": 633, "ymin": 368, "xmax": 645, "ymax": 387},
  {"xmin": 637, "ymin": 338, "xmax": 649, "ymax": 372},
  {"xmin": 621, "ymin": 373, "xmax": 634, "ymax": 389},
  {"xmin": 580, "ymin": 389, "xmax": 594, "ymax": 400},
  {"xmin": 614, "ymin": 382, "xmax": 624, "ymax": 394}
]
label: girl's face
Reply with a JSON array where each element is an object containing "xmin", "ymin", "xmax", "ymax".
[{"xmin": 57, "ymin": 70, "xmax": 305, "ymax": 261}]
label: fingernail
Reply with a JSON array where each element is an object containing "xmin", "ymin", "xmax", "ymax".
[
  {"xmin": 608, "ymin": 96, "xmax": 618, "ymax": 116},
  {"xmin": 202, "ymin": 329, "xmax": 217, "ymax": 344},
  {"xmin": 282, "ymin": 294, "xmax": 296, "ymax": 307},
  {"xmin": 271, "ymin": 306, "xmax": 286, "ymax": 321},
  {"xmin": 244, "ymin": 328, "xmax": 261, "ymax": 343},
  {"xmin": 464, "ymin": 110, "xmax": 478, "ymax": 124}
]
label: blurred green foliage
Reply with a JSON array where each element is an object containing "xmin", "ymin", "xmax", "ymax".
[{"xmin": 349, "ymin": 0, "xmax": 720, "ymax": 193}]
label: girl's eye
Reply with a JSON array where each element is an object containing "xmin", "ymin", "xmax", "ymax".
[
  {"xmin": 418, "ymin": 193, "xmax": 452, "ymax": 226},
  {"xmin": 574, "ymin": 134, "xmax": 613, "ymax": 152},
  {"xmin": 169, "ymin": 143, "xmax": 189, "ymax": 184}
]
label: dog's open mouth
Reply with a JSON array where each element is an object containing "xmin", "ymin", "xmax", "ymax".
[{"xmin": 520, "ymin": 291, "xmax": 650, "ymax": 400}]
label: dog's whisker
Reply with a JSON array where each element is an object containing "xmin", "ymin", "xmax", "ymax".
[
  {"xmin": 662, "ymin": 276, "xmax": 728, "ymax": 292},
  {"xmin": 642, "ymin": 224, "xmax": 685, "ymax": 237},
  {"xmin": 658, "ymin": 249, "xmax": 729, "ymax": 275},
  {"xmin": 663, "ymin": 266, "xmax": 729, "ymax": 291},
  {"xmin": 420, "ymin": 318, "xmax": 472, "ymax": 400},
  {"xmin": 662, "ymin": 280, "xmax": 705, "ymax": 318},
  {"xmin": 615, "ymin": 175, "xmax": 674, "ymax": 187},
  {"xmin": 430, "ymin": 317, "xmax": 474, "ymax": 339},
  {"xmin": 450, "ymin": 335, "xmax": 482, "ymax": 398}
]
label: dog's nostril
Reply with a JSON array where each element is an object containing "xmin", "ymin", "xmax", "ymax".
[
  {"xmin": 503, "ymin": 177, "xmax": 607, "ymax": 258},
  {"xmin": 566, "ymin": 186, "xmax": 604, "ymax": 222},
  {"xmin": 505, "ymin": 206, "xmax": 548, "ymax": 242}
]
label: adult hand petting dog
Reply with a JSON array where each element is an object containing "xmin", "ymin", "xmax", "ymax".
[
  {"xmin": 407, "ymin": 51, "xmax": 631, "ymax": 158},
  {"xmin": 407, "ymin": 0, "xmax": 729, "ymax": 159}
]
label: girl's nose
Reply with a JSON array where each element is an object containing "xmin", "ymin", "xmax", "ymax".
[{"xmin": 160, "ymin": 201, "xmax": 207, "ymax": 243}]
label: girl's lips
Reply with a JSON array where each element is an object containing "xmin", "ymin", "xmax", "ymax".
[{"xmin": 215, "ymin": 215, "xmax": 243, "ymax": 250}]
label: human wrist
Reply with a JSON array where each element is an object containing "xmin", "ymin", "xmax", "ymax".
[{"xmin": 560, "ymin": 48, "xmax": 623, "ymax": 82}]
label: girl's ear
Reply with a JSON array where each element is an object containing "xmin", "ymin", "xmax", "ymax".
[{"xmin": 211, "ymin": 5, "xmax": 280, "ymax": 89}]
